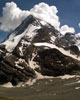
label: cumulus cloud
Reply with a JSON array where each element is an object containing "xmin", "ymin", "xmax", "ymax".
[
  {"xmin": 0, "ymin": 1, "xmax": 75, "ymax": 35},
  {"xmin": 30, "ymin": 3, "xmax": 60, "ymax": 30},
  {"xmin": 0, "ymin": 2, "xmax": 60, "ymax": 31},
  {"xmin": 60, "ymin": 25, "xmax": 75, "ymax": 35},
  {"xmin": 76, "ymin": 33, "xmax": 80, "ymax": 37},
  {"xmin": 78, "ymin": 23, "xmax": 80, "ymax": 28},
  {"xmin": 0, "ymin": 2, "xmax": 29, "ymax": 31}
]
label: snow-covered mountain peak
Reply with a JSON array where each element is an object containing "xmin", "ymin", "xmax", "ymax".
[
  {"xmin": 0, "ymin": 14, "xmax": 80, "ymax": 59},
  {"xmin": 0, "ymin": 15, "xmax": 80, "ymax": 86},
  {"xmin": 1, "ymin": 15, "xmax": 60, "ymax": 52}
]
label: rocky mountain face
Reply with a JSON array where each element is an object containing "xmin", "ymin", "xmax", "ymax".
[
  {"xmin": 55, "ymin": 32, "xmax": 80, "ymax": 56},
  {"xmin": 0, "ymin": 15, "xmax": 80, "ymax": 86}
]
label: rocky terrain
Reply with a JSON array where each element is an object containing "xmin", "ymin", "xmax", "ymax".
[{"xmin": 0, "ymin": 15, "xmax": 80, "ymax": 86}]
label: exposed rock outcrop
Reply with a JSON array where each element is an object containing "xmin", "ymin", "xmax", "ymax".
[
  {"xmin": 0, "ymin": 15, "xmax": 80, "ymax": 86},
  {"xmin": 34, "ymin": 48, "xmax": 80, "ymax": 76}
]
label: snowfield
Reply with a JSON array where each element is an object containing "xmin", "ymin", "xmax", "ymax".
[
  {"xmin": 2, "ymin": 24, "xmax": 41, "ymax": 52},
  {"xmin": 34, "ymin": 42, "xmax": 80, "ymax": 61}
]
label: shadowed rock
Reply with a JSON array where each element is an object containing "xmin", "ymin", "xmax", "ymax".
[
  {"xmin": 34, "ymin": 48, "xmax": 80, "ymax": 76},
  {"xmin": 69, "ymin": 45, "xmax": 80, "ymax": 57}
]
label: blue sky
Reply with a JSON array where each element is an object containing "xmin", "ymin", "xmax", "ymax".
[{"xmin": 0, "ymin": 0, "xmax": 80, "ymax": 42}]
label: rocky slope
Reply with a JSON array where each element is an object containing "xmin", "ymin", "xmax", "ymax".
[{"xmin": 0, "ymin": 15, "xmax": 80, "ymax": 86}]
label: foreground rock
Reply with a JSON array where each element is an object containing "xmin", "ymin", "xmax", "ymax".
[{"xmin": 0, "ymin": 50, "xmax": 36, "ymax": 86}]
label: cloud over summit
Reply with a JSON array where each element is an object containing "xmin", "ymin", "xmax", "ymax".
[
  {"xmin": 60, "ymin": 25, "xmax": 75, "ymax": 35},
  {"xmin": 0, "ymin": 2, "xmax": 29, "ymax": 31},
  {"xmin": 30, "ymin": 2, "xmax": 60, "ymax": 30},
  {"xmin": 0, "ymin": 2, "xmax": 75, "ymax": 34}
]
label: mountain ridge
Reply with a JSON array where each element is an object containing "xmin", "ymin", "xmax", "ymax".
[{"xmin": 0, "ymin": 15, "xmax": 80, "ymax": 86}]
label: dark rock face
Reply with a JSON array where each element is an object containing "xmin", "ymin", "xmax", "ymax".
[
  {"xmin": 34, "ymin": 48, "xmax": 80, "ymax": 76},
  {"xmin": 55, "ymin": 33, "xmax": 77, "ymax": 48},
  {"xmin": 0, "ymin": 50, "xmax": 36, "ymax": 86},
  {"xmin": 1, "ymin": 40, "xmax": 80, "ymax": 85},
  {"xmin": 69, "ymin": 45, "xmax": 79, "ymax": 57},
  {"xmin": 55, "ymin": 32, "xmax": 80, "ymax": 56},
  {"xmin": 32, "ymin": 26, "xmax": 51, "ymax": 43}
]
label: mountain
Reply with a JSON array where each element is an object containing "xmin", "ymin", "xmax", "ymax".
[{"xmin": 0, "ymin": 15, "xmax": 80, "ymax": 86}]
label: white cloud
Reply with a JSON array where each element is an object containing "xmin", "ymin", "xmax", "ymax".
[
  {"xmin": 30, "ymin": 2, "xmax": 60, "ymax": 30},
  {"xmin": 76, "ymin": 33, "xmax": 80, "ymax": 37},
  {"xmin": 0, "ymin": 2, "xmax": 29, "ymax": 31},
  {"xmin": 60, "ymin": 25, "xmax": 75, "ymax": 35},
  {"xmin": 78, "ymin": 23, "xmax": 80, "ymax": 28},
  {"xmin": 0, "ymin": 1, "xmax": 75, "ymax": 35},
  {"xmin": 0, "ymin": 2, "xmax": 60, "ymax": 31}
]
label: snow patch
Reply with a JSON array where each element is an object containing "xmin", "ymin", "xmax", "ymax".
[
  {"xmin": 19, "ymin": 46, "xmax": 23, "ymax": 56},
  {"xmin": 34, "ymin": 42, "xmax": 80, "ymax": 61},
  {"xmin": 15, "ymin": 58, "xmax": 26, "ymax": 70},
  {"xmin": 59, "ymin": 75, "xmax": 75, "ymax": 79},
  {"xmin": 75, "ymin": 87, "xmax": 80, "ymax": 90},
  {"xmin": 2, "ymin": 24, "xmax": 40, "ymax": 52},
  {"xmin": 28, "ymin": 53, "xmax": 40, "ymax": 70},
  {"xmin": 25, "ymin": 24, "xmax": 41, "ymax": 40},
  {"xmin": 65, "ymin": 80, "xmax": 80, "ymax": 86},
  {"xmin": 20, "ymin": 71, "xmax": 54, "ymax": 86},
  {"xmin": 50, "ymin": 35, "xmax": 56, "ymax": 43},
  {"xmin": 19, "ymin": 40, "xmax": 31, "ymax": 56},
  {"xmin": 40, "ymin": 20, "xmax": 47, "ymax": 25},
  {"xmin": 2, "ymin": 73, "xmax": 79, "ymax": 88},
  {"xmin": 2, "ymin": 30, "xmax": 26, "ymax": 52},
  {"xmin": 2, "ymin": 82, "xmax": 13, "ymax": 88},
  {"xmin": 15, "ymin": 61, "xmax": 24, "ymax": 70}
]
